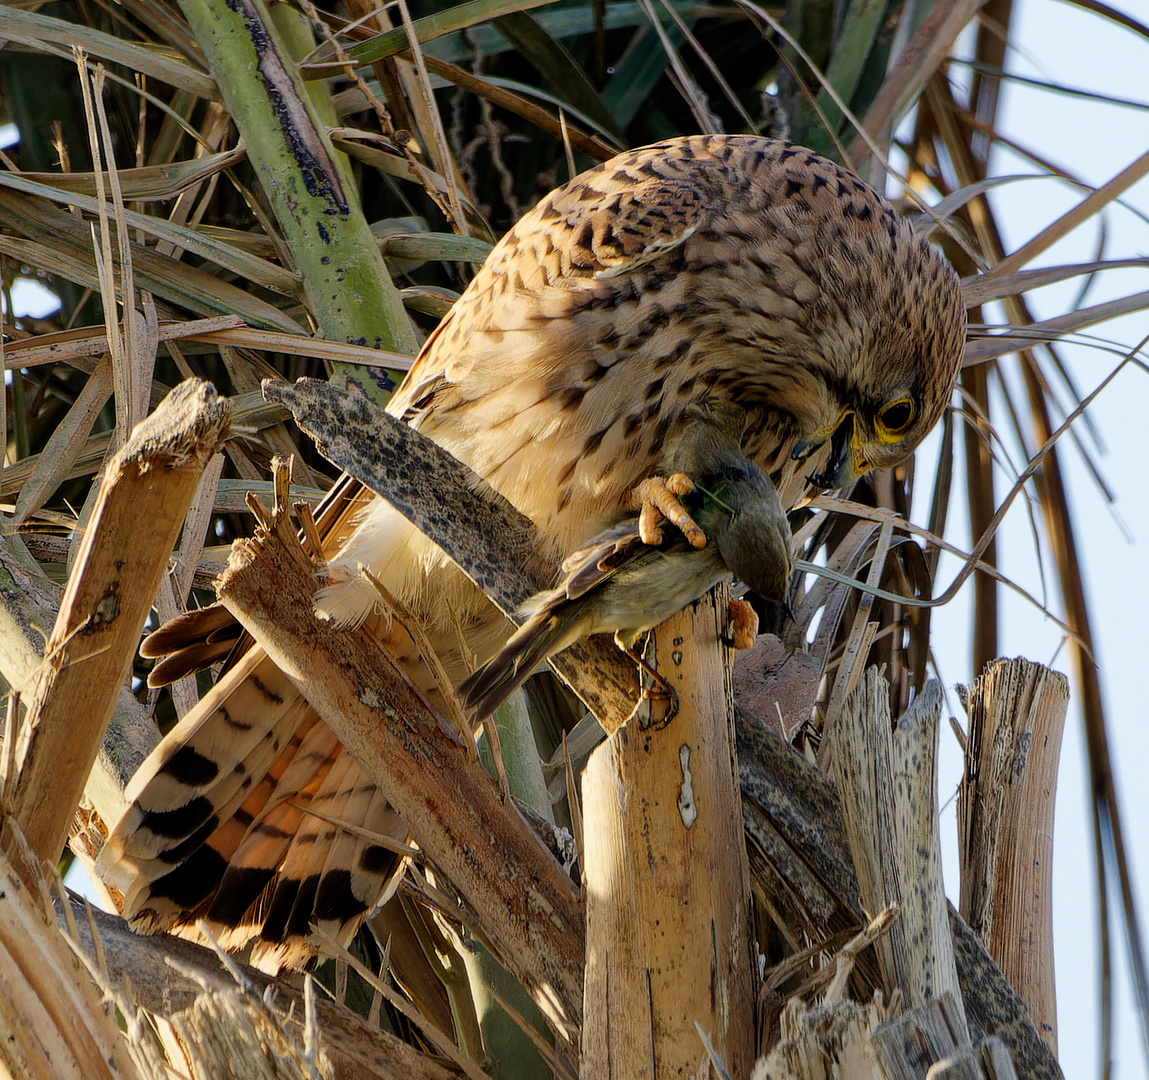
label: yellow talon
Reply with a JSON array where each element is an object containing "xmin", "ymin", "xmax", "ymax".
[{"xmin": 626, "ymin": 474, "xmax": 707, "ymax": 548}]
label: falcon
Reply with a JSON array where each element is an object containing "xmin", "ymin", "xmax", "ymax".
[{"xmin": 98, "ymin": 135, "xmax": 966, "ymax": 971}]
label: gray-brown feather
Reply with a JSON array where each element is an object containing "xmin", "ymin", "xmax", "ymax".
[{"xmin": 458, "ymin": 402, "xmax": 793, "ymax": 720}]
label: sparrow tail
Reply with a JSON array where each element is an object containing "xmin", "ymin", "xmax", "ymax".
[{"xmin": 457, "ymin": 612, "xmax": 568, "ymax": 720}]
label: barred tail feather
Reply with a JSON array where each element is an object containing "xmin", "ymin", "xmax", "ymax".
[
  {"xmin": 97, "ymin": 650, "xmax": 314, "ymax": 896},
  {"xmin": 105, "ymin": 695, "xmax": 326, "ymax": 936},
  {"xmin": 99, "ymin": 644, "xmax": 409, "ymax": 973},
  {"xmin": 200, "ymin": 720, "xmax": 345, "ymax": 951}
]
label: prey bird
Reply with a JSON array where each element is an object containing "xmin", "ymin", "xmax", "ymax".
[
  {"xmin": 458, "ymin": 400, "xmax": 793, "ymax": 721},
  {"xmin": 99, "ymin": 135, "xmax": 967, "ymax": 971}
]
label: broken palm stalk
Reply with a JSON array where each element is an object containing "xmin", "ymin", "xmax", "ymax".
[
  {"xmin": 757, "ymin": 990, "xmax": 1020, "ymax": 1080},
  {"xmin": 754, "ymin": 907, "xmax": 1018, "ymax": 1080},
  {"xmin": 755, "ymin": 663, "xmax": 1064, "ymax": 1079},
  {"xmin": 830, "ymin": 674, "xmax": 965, "ymax": 1028},
  {"xmin": 738, "ymin": 706, "xmax": 1064, "ymax": 1078},
  {"xmin": 959, "ymin": 659, "xmax": 1069, "ymax": 1053},
  {"xmin": 0, "ymin": 504, "xmax": 159, "ymax": 910},
  {"xmin": 581, "ymin": 588, "xmax": 756, "ymax": 1077},
  {"xmin": 0, "ymin": 838, "xmax": 148, "ymax": 1080},
  {"xmin": 215, "ymin": 467, "xmax": 585, "ymax": 1032},
  {"xmin": 2, "ymin": 379, "xmax": 231, "ymax": 879}
]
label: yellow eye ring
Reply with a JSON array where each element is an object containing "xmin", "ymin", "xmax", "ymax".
[{"xmin": 875, "ymin": 398, "xmax": 915, "ymax": 442}]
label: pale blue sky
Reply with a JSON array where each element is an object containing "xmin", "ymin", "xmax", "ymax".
[{"xmin": 923, "ymin": 1, "xmax": 1149, "ymax": 1076}]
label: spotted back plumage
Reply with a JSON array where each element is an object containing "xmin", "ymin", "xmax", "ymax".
[
  {"xmin": 342, "ymin": 138, "xmax": 965, "ymax": 605},
  {"xmin": 99, "ymin": 135, "xmax": 966, "ymax": 971}
]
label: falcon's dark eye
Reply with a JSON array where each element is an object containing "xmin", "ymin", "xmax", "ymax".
[{"xmin": 876, "ymin": 398, "xmax": 915, "ymax": 440}]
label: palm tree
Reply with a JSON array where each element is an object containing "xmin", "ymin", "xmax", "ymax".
[{"xmin": 0, "ymin": 0, "xmax": 1145, "ymax": 1075}]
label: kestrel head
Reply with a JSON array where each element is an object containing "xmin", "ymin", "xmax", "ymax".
[
  {"xmin": 787, "ymin": 210, "xmax": 966, "ymax": 489},
  {"xmin": 707, "ymin": 140, "xmax": 967, "ymax": 491}
]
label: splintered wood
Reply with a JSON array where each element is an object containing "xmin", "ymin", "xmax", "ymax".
[
  {"xmin": 753, "ymin": 993, "xmax": 1018, "ymax": 1080},
  {"xmin": 0, "ymin": 842, "xmax": 147, "ymax": 1080},
  {"xmin": 804, "ymin": 663, "xmax": 1070, "ymax": 1080},
  {"xmin": 959, "ymin": 659, "xmax": 1068, "ymax": 1054},
  {"xmin": 61, "ymin": 890, "xmax": 461, "ymax": 1080},
  {"xmin": 167, "ymin": 978, "xmax": 333, "ymax": 1080},
  {"xmin": 830, "ymin": 673, "xmax": 965, "ymax": 1030},
  {"xmin": 737, "ymin": 694, "xmax": 1065, "ymax": 1079}
]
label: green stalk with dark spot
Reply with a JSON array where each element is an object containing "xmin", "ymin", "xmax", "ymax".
[
  {"xmin": 472, "ymin": 693, "xmax": 556, "ymax": 1080},
  {"xmin": 177, "ymin": 0, "xmax": 417, "ymax": 401}
]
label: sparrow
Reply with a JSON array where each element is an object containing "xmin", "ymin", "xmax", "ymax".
[{"xmin": 458, "ymin": 400, "xmax": 793, "ymax": 719}]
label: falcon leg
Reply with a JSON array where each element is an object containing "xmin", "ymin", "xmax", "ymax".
[{"xmin": 625, "ymin": 474, "xmax": 707, "ymax": 548}]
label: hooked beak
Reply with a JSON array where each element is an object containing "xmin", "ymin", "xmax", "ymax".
[{"xmin": 804, "ymin": 412, "xmax": 869, "ymax": 490}]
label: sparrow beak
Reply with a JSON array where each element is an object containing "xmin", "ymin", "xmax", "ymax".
[{"xmin": 806, "ymin": 412, "xmax": 869, "ymax": 489}]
